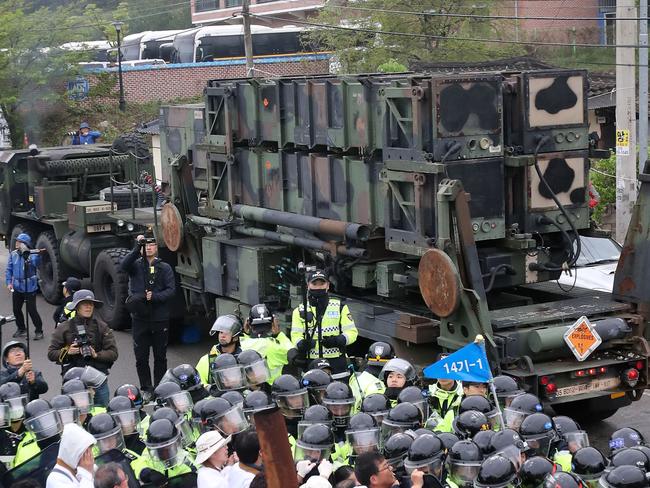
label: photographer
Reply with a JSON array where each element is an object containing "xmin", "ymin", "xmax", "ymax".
[
  {"xmin": 120, "ymin": 233, "xmax": 175, "ymax": 401},
  {"xmin": 47, "ymin": 290, "xmax": 118, "ymax": 407},
  {"xmin": 5, "ymin": 233, "xmax": 44, "ymax": 340},
  {"xmin": 0, "ymin": 340, "xmax": 48, "ymax": 400}
]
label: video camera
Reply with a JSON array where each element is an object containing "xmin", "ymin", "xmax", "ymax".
[
  {"xmin": 20, "ymin": 249, "xmax": 41, "ymax": 260},
  {"xmin": 74, "ymin": 324, "xmax": 93, "ymax": 359}
]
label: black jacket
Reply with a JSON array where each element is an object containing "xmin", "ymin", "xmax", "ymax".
[
  {"xmin": 120, "ymin": 244, "xmax": 175, "ymax": 322},
  {"xmin": 0, "ymin": 365, "xmax": 48, "ymax": 401},
  {"xmin": 52, "ymin": 295, "xmax": 74, "ymax": 325}
]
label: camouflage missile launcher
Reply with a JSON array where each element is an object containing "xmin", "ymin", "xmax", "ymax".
[{"xmin": 160, "ymin": 69, "xmax": 650, "ymax": 422}]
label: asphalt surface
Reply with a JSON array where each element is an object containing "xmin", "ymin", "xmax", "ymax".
[{"xmin": 0, "ymin": 246, "xmax": 648, "ymax": 454}]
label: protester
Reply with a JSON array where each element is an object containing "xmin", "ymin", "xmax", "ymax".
[
  {"xmin": 354, "ymin": 452, "xmax": 398, "ymax": 488},
  {"xmin": 225, "ymin": 430, "xmax": 263, "ymax": 488},
  {"xmin": 94, "ymin": 462, "xmax": 129, "ymax": 488},
  {"xmin": 196, "ymin": 430, "xmax": 232, "ymax": 487},
  {"xmin": 6, "ymin": 232, "xmax": 43, "ymax": 340},
  {"xmin": 47, "ymin": 290, "xmax": 118, "ymax": 407},
  {"xmin": 120, "ymin": 233, "xmax": 175, "ymax": 401},
  {"xmin": 0, "ymin": 340, "xmax": 48, "ymax": 400},
  {"xmin": 52, "ymin": 277, "xmax": 82, "ymax": 327},
  {"xmin": 46, "ymin": 423, "xmax": 96, "ymax": 488},
  {"xmin": 71, "ymin": 122, "xmax": 101, "ymax": 145}
]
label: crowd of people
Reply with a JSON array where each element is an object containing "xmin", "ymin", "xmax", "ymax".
[{"xmin": 0, "ymin": 233, "xmax": 647, "ymax": 488}]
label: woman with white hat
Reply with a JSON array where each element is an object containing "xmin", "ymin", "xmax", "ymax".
[{"xmin": 195, "ymin": 430, "xmax": 232, "ymax": 487}]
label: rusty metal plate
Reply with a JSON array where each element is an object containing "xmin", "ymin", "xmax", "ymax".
[
  {"xmin": 418, "ymin": 249, "xmax": 461, "ymax": 318},
  {"xmin": 161, "ymin": 203, "xmax": 184, "ymax": 251}
]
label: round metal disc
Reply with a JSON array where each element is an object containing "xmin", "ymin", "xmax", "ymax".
[
  {"xmin": 161, "ymin": 203, "xmax": 184, "ymax": 252},
  {"xmin": 418, "ymin": 249, "xmax": 461, "ymax": 318}
]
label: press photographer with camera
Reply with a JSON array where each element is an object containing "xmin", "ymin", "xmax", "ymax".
[
  {"xmin": 120, "ymin": 232, "xmax": 175, "ymax": 401},
  {"xmin": 5, "ymin": 233, "xmax": 44, "ymax": 340},
  {"xmin": 47, "ymin": 290, "xmax": 118, "ymax": 407}
]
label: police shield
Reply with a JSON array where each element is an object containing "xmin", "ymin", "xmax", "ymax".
[
  {"xmin": 96, "ymin": 449, "xmax": 140, "ymax": 488},
  {"xmin": 1, "ymin": 441, "xmax": 58, "ymax": 488}
]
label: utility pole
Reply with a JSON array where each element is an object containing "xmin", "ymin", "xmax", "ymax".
[
  {"xmin": 615, "ymin": 0, "xmax": 637, "ymax": 242},
  {"xmin": 242, "ymin": 0, "xmax": 254, "ymax": 77},
  {"xmin": 639, "ymin": 0, "xmax": 648, "ymax": 174}
]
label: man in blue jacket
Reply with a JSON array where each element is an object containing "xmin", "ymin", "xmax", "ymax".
[
  {"xmin": 0, "ymin": 340, "xmax": 48, "ymax": 400},
  {"xmin": 71, "ymin": 122, "xmax": 101, "ymax": 145},
  {"xmin": 5, "ymin": 233, "xmax": 43, "ymax": 340},
  {"xmin": 120, "ymin": 233, "xmax": 175, "ymax": 401}
]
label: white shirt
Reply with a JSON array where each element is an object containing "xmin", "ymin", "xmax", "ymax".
[
  {"xmin": 226, "ymin": 463, "xmax": 257, "ymax": 488},
  {"xmin": 197, "ymin": 466, "xmax": 228, "ymax": 488},
  {"xmin": 46, "ymin": 466, "xmax": 93, "ymax": 488}
]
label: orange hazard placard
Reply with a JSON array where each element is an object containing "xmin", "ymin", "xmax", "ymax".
[{"xmin": 563, "ymin": 316, "xmax": 602, "ymax": 362}]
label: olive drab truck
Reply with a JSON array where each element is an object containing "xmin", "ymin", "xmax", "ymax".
[
  {"xmin": 0, "ymin": 134, "xmax": 158, "ymax": 330},
  {"xmin": 157, "ymin": 70, "xmax": 650, "ymax": 422}
]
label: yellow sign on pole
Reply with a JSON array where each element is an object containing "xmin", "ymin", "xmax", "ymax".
[{"xmin": 616, "ymin": 129, "xmax": 630, "ymax": 155}]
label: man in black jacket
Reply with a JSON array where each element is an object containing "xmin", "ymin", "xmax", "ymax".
[
  {"xmin": 0, "ymin": 340, "xmax": 48, "ymax": 400},
  {"xmin": 120, "ymin": 233, "xmax": 175, "ymax": 401}
]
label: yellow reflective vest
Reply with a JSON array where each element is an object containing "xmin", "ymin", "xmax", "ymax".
[{"xmin": 240, "ymin": 332, "xmax": 293, "ymax": 384}]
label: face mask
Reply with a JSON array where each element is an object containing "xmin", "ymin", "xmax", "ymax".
[
  {"xmin": 308, "ymin": 289, "xmax": 329, "ymax": 311},
  {"xmin": 385, "ymin": 387, "xmax": 402, "ymax": 400}
]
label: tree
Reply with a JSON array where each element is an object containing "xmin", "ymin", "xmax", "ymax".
[
  {"xmin": 127, "ymin": 0, "xmax": 192, "ymax": 32},
  {"xmin": 307, "ymin": 0, "xmax": 523, "ymax": 73}
]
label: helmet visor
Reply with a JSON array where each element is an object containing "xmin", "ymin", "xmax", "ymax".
[
  {"xmin": 24, "ymin": 410, "xmax": 63, "ymax": 441},
  {"xmin": 0, "ymin": 403, "xmax": 9, "ymax": 428},
  {"xmin": 56, "ymin": 406, "xmax": 80, "ymax": 426},
  {"xmin": 68, "ymin": 391, "xmax": 93, "ymax": 414},
  {"xmin": 6, "ymin": 395, "xmax": 27, "ymax": 421},
  {"xmin": 93, "ymin": 425, "xmax": 125, "ymax": 455},
  {"xmin": 486, "ymin": 410, "xmax": 502, "ymax": 431},
  {"xmin": 368, "ymin": 410, "xmax": 389, "ymax": 427},
  {"xmin": 522, "ymin": 433, "xmax": 554, "ymax": 457},
  {"xmin": 213, "ymin": 405, "xmax": 249, "ymax": 436},
  {"xmin": 503, "ymin": 408, "xmax": 528, "ymax": 431},
  {"xmin": 110, "ymin": 409, "xmax": 140, "ymax": 436},
  {"xmin": 565, "ymin": 431, "xmax": 590, "ymax": 453},
  {"xmin": 404, "ymin": 456, "xmax": 443, "ymax": 477},
  {"xmin": 322, "ymin": 398, "xmax": 354, "ymax": 418},
  {"xmin": 294, "ymin": 445, "xmax": 332, "ymax": 463},
  {"xmin": 496, "ymin": 445, "xmax": 525, "ymax": 472},
  {"xmin": 380, "ymin": 420, "xmax": 407, "ymax": 446},
  {"xmin": 81, "ymin": 366, "xmax": 108, "ymax": 388},
  {"xmin": 346, "ymin": 428, "xmax": 380, "ymax": 454},
  {"xmin": 545, "ymin": 474, "xmax": 579, "ymax": 488},
  {"xmin": 276, "ymin": 390, "xmax": 309, "ymax": 418},
  {"xmin": 166, "ymin": 391, "xmax": 194, "ymax": 415},
  {"xmin": 498, "ymin": 391, "xmax": 524, "ymax": 408},
  {"xmin": 449, "ymin": 460, "xmax": 482, "ymax": 483},
  {"xmin": 214, "ymin": 365, "xmax": 247, "ymax": 391},
  {"xmin": 244, "ymin": 360, "xmax": 271, "ymax": 386},
  {"xmin": 176, "ymin": 418, "xmax": 198, "ymax": 447},
  {"xmin": 147, "ymin": 434, "xmax": 184, "ymax": 468}
]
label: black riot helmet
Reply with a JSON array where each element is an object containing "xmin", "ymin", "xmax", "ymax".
[
  {"xmin": 492, "ymin": 376, "xmax": 524, "ymax": 408},
  {"xmin": 24, "ymin": 399, "xmax": 52, "ymax": 419},
  {"xmin": 600, "ymin": 466, "xmax": 649, "ymax": 488},
  {"xmin": 459, "ymin": 395, "xmax": 500, "ymax": 430},
  {"xmin": 404, "ymin": 433, "xmax": 445, "ymax": 476},
  {"xmin": 489, "ymin": 429, "xmax": 528, "ymax": 456},
  {"xmin": 519, "ymin": 456, "xmax": 557, "ymax": 488},
  {"xmin": 303, "ymin": 404, "xmax": 332, "ymax": 423},
  {"xmin": 151, "ymin": 406, "xmax": 180, "ymax": 424},
  {"xmin": 450, "ymin": 440, "xmax": 482, "ymax": 462},
  {"xmin": 210, "ymin": 354, "xmax": 246, "ymax": 392},
  {"xmin": 295, "ymin": 423, "xmax": 334, "ymax": 463},
  {"xmin": 302, "ymin": 368, "xmax": 332, "ymax": 405},
  {"xmin": 398, "ymin": 386, "xmax": 429, "ymax": 420},
  {"xmin": 609, "ymin": 428, "xmax": 645, "ymax": 455},
  {"xmin": 154, "ymin": 382, "xmax": 182, "ymax": 402},
  {"xmin": 543, "ymin": 472, "xmax": 585, "ymax": 488},
  {"xmin": 346, "ymin": 413, "xmax": 380, "ymax": 457},
  {"xmin": 107, "ymin": 395, "xmax": 140, "ymax": 436},
  {"xmin": 571, "ymin": 447, "xmax": 607, "ymax": 481},
  {"xmin": 448, "ymin": 440, "xmax": 483, "ymax": 487},
  {"xmin": 88, "ymin": 412, "xmax": 119, "ymax": 435},
  {"xmin": 170, "ymin": 364, "xmax": 203, "ymax": 392},
  {"xmin": 146, "ymin": 418, "xmax": 178, "ymax": 444},
  {"xmin": 237, "ymin": 350, "xmax": 270, "ymax": 387},
  {"xmin": 348, "ymin": 412, "xmax": 376, "ymax": 431},
  {"xmin": 62, "ymin": 367, "xmax": 85, "ymax": 383},
  {"xmin": 114, "ymin": 384, "xmax": 143, "ymax": 408},
  {"xmin": 248, "ymin": 304, "xmax": 274, "ymax": 338},
  {"xmin": 610, "ymin": 448, "xmax": 650, "ymax": 472},
  {"xmin": 361, "ymin": 393, "xmax": 390, "ymax": 425},
  {"xmin": 520, "ymin": 413, "xmax": 558, "ymax": 457},
  {"xmin": 88, "ymin": 413, "xmax": 125, "ymax": 454},
  {"xmin": 384, "ymin": 432, "xmax": 414, "ymax": 468},
  {"xmin": 504, "ymin": 393, "xmax": 543, "ymax": 432},
  {"xmin": 0, "ymin": 381, "xmax": 27, "ymax": 421},
  {"xmin": 145, "ymin": 418, "xmax": 184, "ymax": 469},
  {"xmin": 474, "ymin": 454, "xmax": 518, "ymax": 488},
  {"xmin": 210, "ymin": 314, "xmax": 243, "ymax": 339},
  {"xmin": 220, "ymin": 391, "xmax": 244, "ymax": 407},
  {"xmin": 438, "ymin": 432, "xmax": 461, "ymax": 451},
  {"xmin": 242, "ymin": 390, "xmax": 274, "ymax": 417},
  {"xmin": 62, "ymin": 379, "xmax": 92, "ymax": 415},
  {"xmin": 552, "ymin": 416, "xmax": 581, "ymax": 437},
  {"xmin": 473, "ymin": 430, "xmax": 497, "ymax": 459},
  {"xmin": 322, "ymin": 381, "xmax": 354, "ymax": 427},
  {"xmin": 200, "ymin": 397, "xmax": 249, "ymax": 436},
  {"xmin": 272, "ymin": 374, "xmax": 309, "ymax": 419},
  {"xmin": 50, "ymin": 394, "xmax": 79, "ymax": 426},
  {"xmin": 24, "ymin": 399, "xmax": 62, "ymax": 441},
  {"xmin": 453, "ymin": 410, "xmax": 490, "ymax": 439},
  {"xmin": 366, "ymin": 341, "xmax": 396, "ymax": 367},
  {"xmin": 381, "ymin": 402, "xmax": 422, "ymax": 445}
]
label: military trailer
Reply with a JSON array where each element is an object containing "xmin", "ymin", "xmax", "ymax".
[
  {"xmin": 156, "ymin": 69, "xmax": 650, "ymax": 421},
  {"xmin": 0, "ymin": 135, "xmax": 157, "ymax": 329}
]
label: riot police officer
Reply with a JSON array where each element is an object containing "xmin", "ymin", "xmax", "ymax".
[
  {"xmin": 361, "ymin": 393, "xmax": 390, "ymax": 427},
  {"xmin": 291, "ymin": 270, "xmax": 358, "ymax": 378},
  {"xmin": 107, "ymin": 395, "xmax": 146, "ymax": 454},
  {"xmin": 404, "ymin": 433, "xmax": 445, "ymax": 487},
  {"xmin": 302, "ymin": 367, "xmax": 332, "ymax": 405},
  {"xmin": 599, "ymin": 466, "xmax": 648, "ymax": 488},
  {"xmin": 475, "ymin": 454, "xmax": 519, "ymax": 488},
  {"xmin": 195, "ymin": 314, "xmax": 243, "ymax": 384},
  {"xmin": 379, "ymin": 358, "xmax": 418, "ymax": 405},
  {"xmin": 200, "ymin": 397, "xmax": 249, "ymax": 437},
  {"xmin": 13, "ymin": 398, "xmax": 63, "ymax": 467},
  {"xmin": 572, "ymin": 447, "xmax": 607, "ymax": 488},
  {"xmin": 446, "ymin": 440, "xmax": 482, "ymax": 488},
  {"xmin": 380, "ymin": 402, "xmax": 422, "ymax": 445},
  {"xmin": 519, "ymin": 456, "xmax": 557, "ymax": 488},
  {"xmin": 88, "ymin": 412, "xmax": 140, "ymax": 461}
]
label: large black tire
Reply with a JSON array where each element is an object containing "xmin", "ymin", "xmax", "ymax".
[
  {"xmin": 112, "ymin": 132, "xmax": 151, "ymax": 163},
  {"xmin": 100, "ymin": 186, "xmax": 155, "ymax": 210},
  {"xmin": 93, "ymin": 248, "xmax": 131, "ymax": 331},
  {"xmin": 9, "ymin": 222, "xmax": 39, "ymax": 251},
  {"xmin": 35, "ymin": 231, "xmax": 63, "ymax": 304}
]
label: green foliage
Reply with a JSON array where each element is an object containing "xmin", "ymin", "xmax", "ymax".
[
  {"xmin": 127, "ymin": 0, "xmax": 192, "ymax": 32},
  {"xmin": 378, "ymin": 59, "xmax": 408, "ymax": 72},
  {"xmin": 590, "ymin": 153, "xmax": 616, "ymax": 224},
  {"xmin": 307, "ymin": 0, "xmax": 524, "ymax": 72}
]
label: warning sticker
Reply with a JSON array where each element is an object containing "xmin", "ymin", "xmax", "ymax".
[
  {"xmin": 616, "ymin": 129, "xmax": 630, "ymax": 156},
  {"xmin": 563, "ymin": 316, "xmax": 602, "ymax": 362}
]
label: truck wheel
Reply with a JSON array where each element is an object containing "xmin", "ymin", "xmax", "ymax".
[
  {"xmin": 94, "ymin": 248, "xmax": 130, "ymax": 331},
  {"xmin": 112, "ymin": 132, "xmax": 151, "ymax": 163},
  {"xmin": 9, "ymin": 223, "xmax": 38, "ymax": 250},
  {"xmin": 36, "ymin": 231, "xmax": 63, "ymax": 304}
]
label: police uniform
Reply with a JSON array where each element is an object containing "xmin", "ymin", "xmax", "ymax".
[
  {"xmin": 195, "ymin": 344, "xmax": 243, "ymax": 385},
  {"xmin": 291, "ymin": 298, "xmax": 358, "ymax": 377},
  {"xmin": 240, "ymin": 334, "xmax": 292, "ymax": 384},
  {"xmin": 429, "ymin": 381, "xmax": 463, "ymax": 418},
  {"xmin": 349, "ymin": 371, "xmax": 385, "ymax": 411},
  {"xmin": 12, "ymin": 431, "xmax": 38, "ymax": 467},
  {"xmin": 131, "ymin": 448, "xmax": 195, "ymax": 480}
]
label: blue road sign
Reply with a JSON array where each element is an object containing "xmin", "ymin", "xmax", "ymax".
[{"xmin": 68, "ymin": 76, "xmax": 89, "ymax": 101}]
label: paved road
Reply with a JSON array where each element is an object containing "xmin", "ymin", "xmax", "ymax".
[{"xmin": 0, "ymin": 247, "xmax": 647, "ymax": 454}]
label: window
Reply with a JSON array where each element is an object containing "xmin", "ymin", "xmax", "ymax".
[
  {"xmin": 225, "ymin": 0, "xmax": 243, "ymax": 6},
  {"xmin": 604, "ymin": 11, "xmax": 616, "ymax": 46}
]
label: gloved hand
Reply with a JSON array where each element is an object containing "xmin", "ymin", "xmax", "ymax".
[
  {"xmin": 317, "ymin": 459, "xmax": 334, "ymax": 479},
  {"xmin": 297, "ymin": 459, "xmax": 316, "ymax": 479},
  {"xmin": 322, "ymin": 335, "xmax": 346, "ymax": 348},
  {"xmin": 297, "ymin": 338, "xmax": 315, "ymax": 353}
]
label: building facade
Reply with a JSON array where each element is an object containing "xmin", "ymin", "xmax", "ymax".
[{"xmin": 191, "ymin": 0, "xmax": 324, "ymax": 27}]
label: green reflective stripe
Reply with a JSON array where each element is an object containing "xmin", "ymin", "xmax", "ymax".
[
  {"xmin": 433, "ymin": 409, "xmax": 455, "ymax": 433},
  {"xmin": 332, "ymin": 441, "xmax": 352, "ymax": 466}
]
